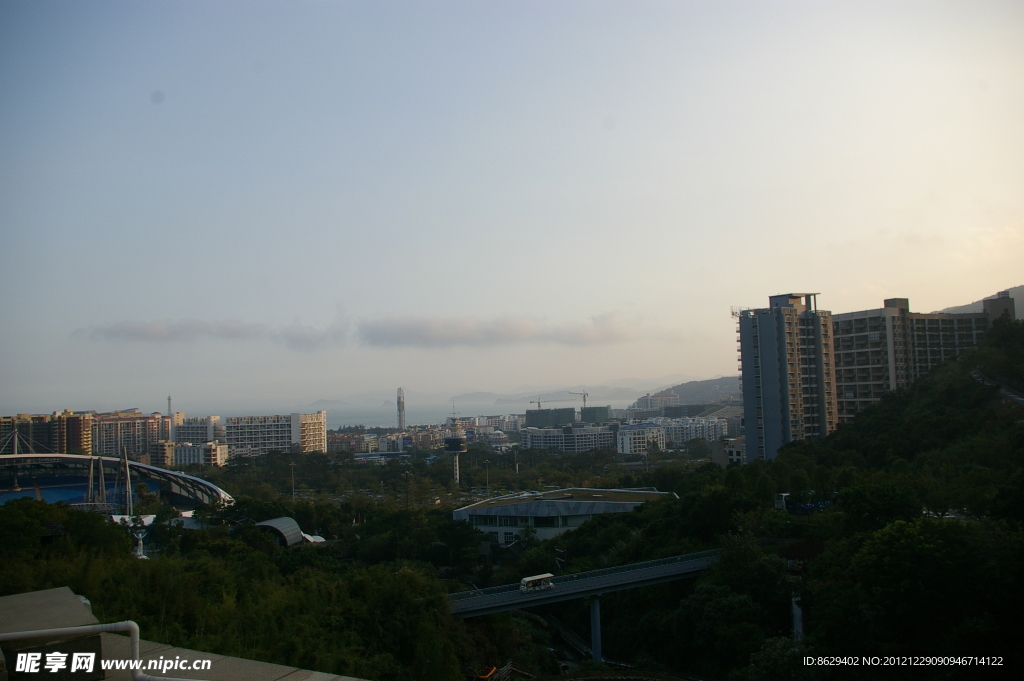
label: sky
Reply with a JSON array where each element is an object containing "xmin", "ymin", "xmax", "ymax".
[{"xmin": 2, "ymin": 0, "xmax": 1023, "ymax": 421}]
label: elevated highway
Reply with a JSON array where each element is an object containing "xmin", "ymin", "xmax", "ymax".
[
  {"xmin": 449, "ymin": 550, "xmax": 718, "ymax": 616},
  {"xmin": 448, "ymin": 550, "xmax": 718, "ymax": 661}
]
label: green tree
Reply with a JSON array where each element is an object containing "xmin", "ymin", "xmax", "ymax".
[{"xmin": 838, "ymin": 481, "xmax": 920, "ymax": 533}]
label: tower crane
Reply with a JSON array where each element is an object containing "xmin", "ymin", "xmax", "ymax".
[
  {"xmin": 529, "ymin": 398, "xmax": 574, "ymax": 409},
  {"xmin": 569, "ymin": 391, "xmax": 589, "ymax": 408}
]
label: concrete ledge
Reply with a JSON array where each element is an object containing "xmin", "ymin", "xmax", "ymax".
[
  {"xmin": 99, "ymin": 633, "xmax": 364, "ymax": 681},
  {"xmin": 0, "ymin": 589, "xmax": 366, "ymax": 681}
]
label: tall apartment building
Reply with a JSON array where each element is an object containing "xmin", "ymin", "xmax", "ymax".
[
  {"xmin": 833, "ymin": 291, "xmax": 1016, "ymax": 423},
  {"xmin": 91, "ymin": 410, "xmax": 170, "ymax": 459},
  {"xmin": 224, "ymin": 411, "xmax": 327, "ymax": 458},
  {"xmin": 174, "ymin": 416, "xmax": 226, "ymax": 444},
  {"xmin": 738, "ymin": 294, "xmax": 837, "ymax": 462},
  {"xmin": 0, "ymin": 411, "xmax": 93, "ymax": 456}
]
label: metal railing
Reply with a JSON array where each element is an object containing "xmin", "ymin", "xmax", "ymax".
[{"xmin": 0, "ymin": 621, "xmax": 205, "ymax": 681}]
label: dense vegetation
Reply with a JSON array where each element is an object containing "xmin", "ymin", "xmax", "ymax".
[
  {"xmin": 0, "ymin": 498, "xmax": 469, "ymax": 681},
  {"xmin": 192, "ymin": 446, "xmax": 628, "ymax": 508},
  {"xmin": 2, "ymin": 317, "xmax": 1022, "ymax": 680}
]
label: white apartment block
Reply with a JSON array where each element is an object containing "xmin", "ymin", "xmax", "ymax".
[
  {"xmin": 377, "ymin": 433, "xmax": 407, "ymax": 453},
  {"xmin": 649, "ymin": 417, "xmax": 729, "ymax": 445},
  {"xmin": 489, "ymin": 415, "xmax": 524, "ymax": 432},
  {"xmin": 174, "ymin": 416, "xmax": 225, "ymax": 444},
  {"xmin": 174, "ymin": 441, "xmax": 229, "ymax": 467},
  {"xmin": 616, "ymin": 423, "xmax": 666, "ymax": 455},
  {"xmin": 519, "ymin": 426, "xmax": 616, "ymax": 453},
  {"xmin": 224, "ymin": 411, "xmax": 327, "ymax": 458}
]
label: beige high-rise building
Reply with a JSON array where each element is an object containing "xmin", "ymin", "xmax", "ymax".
[
  {"xmin": 832, "ymin": 292, "xmax": 1016, "ymax": 423},
  {"xmin": 91, "ymin": 410, "xmax": 169, "ymax": 459},
  {"xmin": 0, "ymin": 411, "xmax": 93, "ymax": 456}
]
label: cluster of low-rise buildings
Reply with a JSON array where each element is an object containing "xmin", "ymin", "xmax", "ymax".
[{"xmin": 321, "ymin": 407, "xmax": 735, "ymax": 459}]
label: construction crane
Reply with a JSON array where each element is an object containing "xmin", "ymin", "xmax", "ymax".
[
  {"xmin": 568, "ymin": 391, "xmax": 589, "ymax": 408},
  {"xmin": 529, "ymin": 398, "xmax": 574, "ymax": 410}
]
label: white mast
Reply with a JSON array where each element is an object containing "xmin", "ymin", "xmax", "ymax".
[
  {"xmin": 86, "ymin": 456, "xmax": 95, "ymax": 504},
  {"xmin": 397, "ymin": 388, "xmax": 406, "ymax": 430},
  {"xmin": 122, "ymin": 446, "xmax": 133, "ymax": 517}
]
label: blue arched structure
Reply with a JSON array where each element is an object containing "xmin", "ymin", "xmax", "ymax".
[{"xmin": 0, "ymin": 453, "xmax": 233, "ymax": 510}]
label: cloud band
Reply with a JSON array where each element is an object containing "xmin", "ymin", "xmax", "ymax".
[{"xmin": 78, "ymin": 312, "xmax": 641, "ymax": 351}]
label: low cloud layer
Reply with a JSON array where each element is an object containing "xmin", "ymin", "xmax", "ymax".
[
  {"xmin": 80, "ymin": 317, "xmax": 350, "ymax": 352},
  {"xmin": 356, "ymin": 312, "xmax": 637, "ymax": 348},
  {"xmin": 79, "ymin": 311, "xmax": 644, "ymax": 351}
]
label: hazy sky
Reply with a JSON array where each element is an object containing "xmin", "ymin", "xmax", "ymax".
[{"xmin": 2, "ymin": 0, "xmax": 1023, "ymax": 417}]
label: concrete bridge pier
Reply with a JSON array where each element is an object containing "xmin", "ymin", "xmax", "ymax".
[{"xmin": 590, "ymin": 594, "xmax": 602, "ymax": 662}]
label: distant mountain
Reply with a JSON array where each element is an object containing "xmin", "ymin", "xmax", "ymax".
[
  {"xmin": 449, "ymin": 392, "xmax": 504, "ymax": 403},
  {"xmin": 595, "ymin": 373, "xmax": 700, "ymax": 390},
  {"xmin": 660, "ymin": 376, "xmax": 741, "ymax": 405},
  {"xmin": 935, "ymin": 285, "xmax": 1022, "ymax": 314},
  {"xmin": 306, "ymin": 376, "xmax": 737, "ymax": 428},
  {"xmin": 308, "ymin": 398, "xmax": 350, "ymax": 409}
]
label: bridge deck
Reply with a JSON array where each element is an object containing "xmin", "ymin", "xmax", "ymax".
[{"xmin": 449, "ymin": 550, "xmax": 718, "ymax": 616}]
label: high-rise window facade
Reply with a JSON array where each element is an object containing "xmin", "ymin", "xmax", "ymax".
[
  {"xmin": 224, "ymin": 411, "xmax": 327, "ymax": 458},
  {"xmin": 832, "ymin": 293, "xmax": 1014, "ymax": 424},
  {"xmin": 738, "ymin": 294, "xmax": 837, "ymax": 461}
]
